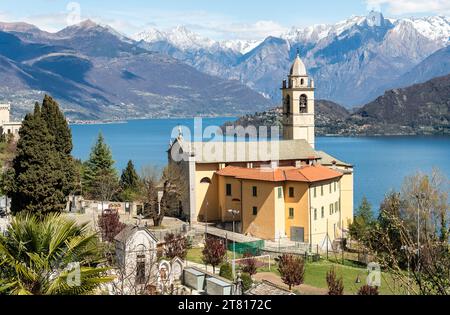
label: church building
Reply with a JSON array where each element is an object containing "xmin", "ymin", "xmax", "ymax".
[{"xmin": 168, "ymin": 53, "xmax": 354, "ymax": 248}]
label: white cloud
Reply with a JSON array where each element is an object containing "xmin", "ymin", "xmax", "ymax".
[
  {"xmin": 190, "ymin": 20, "xmax": 288, "ymax": 41},
  {"xmin": 366, "ymin": 0, "xmax": 450, "ymax": 15},
  {"xmin": 103, "ymin": 8, "xmax": 288, "ymax": 40}
]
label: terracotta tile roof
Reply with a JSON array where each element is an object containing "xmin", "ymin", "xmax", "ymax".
[{"xmin": 216, "ymin": 165, "xmax": 342, "ymax": 183}]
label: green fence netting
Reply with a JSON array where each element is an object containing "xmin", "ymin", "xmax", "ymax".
[{"xmin": 227, "ymin": 240, "xmax": 265, "ymax": 256}]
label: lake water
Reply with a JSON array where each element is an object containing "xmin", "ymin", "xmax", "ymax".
[{"xmin": 71, "ymin": 118, "xmax": 450, "ymax": 212}]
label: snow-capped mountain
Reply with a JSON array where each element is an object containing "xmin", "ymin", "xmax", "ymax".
[
  {"xmin": 135, "ymin": 25, "xmax": 216, "ymax": 51},
  {"xmin": 133, "ymin": 11, "xmax": 450, "ymax": 106}
]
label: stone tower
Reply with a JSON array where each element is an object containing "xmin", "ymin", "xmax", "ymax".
[
  {"xmin": 281, "ymin": 51, "xmax": 315, "ymax": 148},
  {"xmin": 0, "ymin": 103, "xmax": 11, "ymax": 125}
]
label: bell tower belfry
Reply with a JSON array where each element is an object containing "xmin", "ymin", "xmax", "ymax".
[{"xmin": 281, "ymin": 50, "xmax": 315, "ymax": 148}]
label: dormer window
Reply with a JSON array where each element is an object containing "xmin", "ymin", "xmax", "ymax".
[{"xmin": 299, "ymin": 94, "xmax": 308, "ymax": 113}]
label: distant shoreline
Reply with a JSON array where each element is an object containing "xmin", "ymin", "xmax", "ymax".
[{"xmin": 68, "ymin": 115, "xmax": 238, "ymax": 126}]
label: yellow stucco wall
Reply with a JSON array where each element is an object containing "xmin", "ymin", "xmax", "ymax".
[
  {"xmin": 195, "ymin": 163, "xmax": 221, "ymax": 222},
  {"xmin": 241, "ymin": 180, "xmax": 277, "ymax": 240},
  {"xmin": 218, "ymin": 176, "xmax": 242, "ymax": 222},
  {"xmin": 197, "ymin": 165, "xmax": 354, "ymax": 244},
  {"xmin": 284, "ymin": 182, "xmax": 309, "ymax": 241},
  {"xmin": 309, "ymin": 179, "xmax": 342, "ymax": 247},
  {"xmin": 340, "ymin": 171, "xmax": 354, "ymax": 229}
]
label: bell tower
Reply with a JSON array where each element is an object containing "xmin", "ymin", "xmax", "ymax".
[{"xmin": 281, "ymin": 50, "xmax": 315, "ymax": 148}]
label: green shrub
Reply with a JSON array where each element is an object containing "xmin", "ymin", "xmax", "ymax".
[
  {"xmin": 240, "ymin": 272, "xmax": 253, "ymax": 292},
  {"xmin": 219, "ymin": 262, "xmax": 233, "ymax": 280}
]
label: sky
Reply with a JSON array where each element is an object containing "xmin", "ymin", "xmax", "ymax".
[{"xmin": 0, "ymin": 0, "xmax": 449, "ymax": 40}]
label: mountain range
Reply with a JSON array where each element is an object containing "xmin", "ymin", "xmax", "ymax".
[
  {"xmin": 0, "ymin": 11, "xmax": 449, "ymax": 120},
  {"xmin": 0, "ymin": 20, "xmax": 271, "ymax": 120},
  {"xmin": 135, "ymin": 11, "xmax": 450, "ymax": 107}
]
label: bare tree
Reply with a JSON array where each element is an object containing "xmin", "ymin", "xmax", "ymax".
[
  {"xmin": 91, "ymin": 169, "xmax": 120, "ymax": 211},
  {"xmin": 164, "ymin": 233, "xmax": 189, "ymax": 260},
  {"xmin": 361, "ymin": 169, "xmax": 449, "ymax": 295},
  {"xmin": 141, "ymin": 164, "xmax": 188, "ymax": 226}
]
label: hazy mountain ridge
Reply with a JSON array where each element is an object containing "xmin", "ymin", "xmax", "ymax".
[{"xmin": 225, "ymin": 74, "xmax": 450, "ymax": 136}]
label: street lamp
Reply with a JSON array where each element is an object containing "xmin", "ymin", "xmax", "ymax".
[{"xmin": 228, "ymin": 207, "xmax": 240, "ymax": 280}]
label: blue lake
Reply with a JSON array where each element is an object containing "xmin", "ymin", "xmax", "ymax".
[{"xmin": 71, "ymin": 118, "xmax": 450, "ymax": 212}]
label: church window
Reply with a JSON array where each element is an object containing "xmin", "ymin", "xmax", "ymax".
[{"xmin": 299, "ymin": 94, "xmax": 308, "ymax": 113}]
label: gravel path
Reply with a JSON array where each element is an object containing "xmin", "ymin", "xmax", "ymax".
[{"xmin": 253, "ymin": 272, "xmax": 327, "ymax": 295}]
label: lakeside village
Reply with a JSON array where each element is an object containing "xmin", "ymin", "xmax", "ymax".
[{"xmin": 0, "ymin": 54, "xmax": 448, "ymax": 296}]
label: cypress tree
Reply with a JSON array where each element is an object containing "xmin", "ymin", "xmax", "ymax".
[
  {"xmin": 41, "ymin": 95, "xmax": 76, "ymax": 195},
  {"xmin": 83, "ymin": 132, "xmax": 118, "ymax": 198},
  {"xmin": 10, "ymin": 103, "xmax": 66, "ymax": 215},
  {"xmin": 41, "ymin": 95, "xmax": 72, "ymax": 154},
  {"xmin": 120, "ymin": 160, "xmax": 140, "ymax": 191}
]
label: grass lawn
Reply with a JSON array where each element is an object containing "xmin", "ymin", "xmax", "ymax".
[
  {"xmin": 303, "ymin": 260, "xmax": 403, "ymax": 295},
  {"xmin": 258, "ymin": 259, "xmax": 404, "ymax": 295},
  {"xmin": 186, "ymin": 248, "xmax": 406, "ymax": 294}
]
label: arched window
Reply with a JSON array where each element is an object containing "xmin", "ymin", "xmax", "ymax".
[
  {"xmin": 284, "ymin": 95, "xmax": 291, "ymax": 114},
  {"xmin": 299, "ymin": 94, "xmax": 308, "ymax": 113}
]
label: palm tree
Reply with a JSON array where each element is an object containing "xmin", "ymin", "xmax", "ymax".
[{"xmin": 0, "ymin": 214, "xmax": 113, "ymax": 295}]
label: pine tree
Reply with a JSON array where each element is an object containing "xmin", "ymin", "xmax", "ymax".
[
  {"xmin": 349, "ymin": 196, "xmax": 375, "ymax": 241},
  {"xmin": 41, "ymin": 95, "xmax": 76, "ymax": 195},
  {"xmin": 83, "ymin": 132, "xmax": 118, "ymax": 199},
  {"xmin": 120, "ymin": 160, "xmax": 140, "ymax": 192},
  {"xmin": 10, "ymin": 103, "xmax": 66, "ymax": 215}
]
